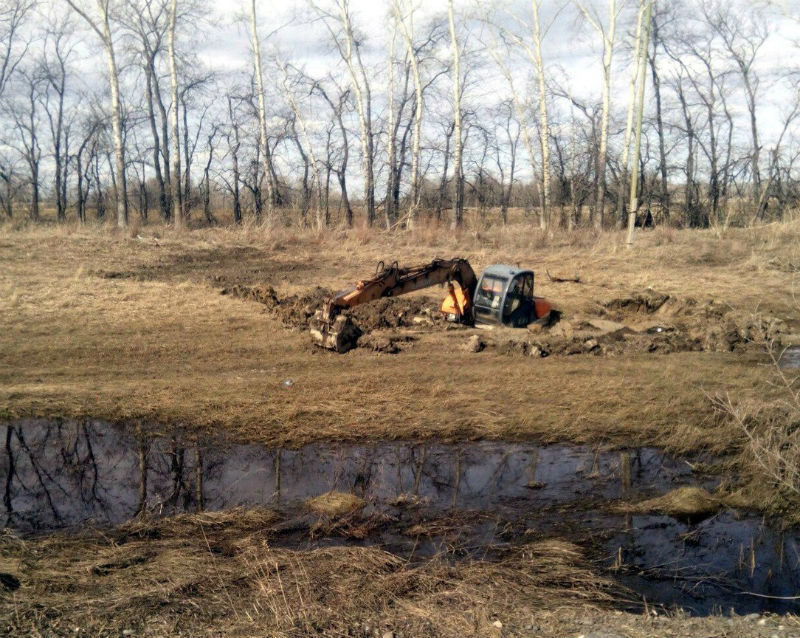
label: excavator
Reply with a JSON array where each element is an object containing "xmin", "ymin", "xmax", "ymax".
[{"xmin": 310, "ymin": 258, "xmax": 553, "ymax": 352}]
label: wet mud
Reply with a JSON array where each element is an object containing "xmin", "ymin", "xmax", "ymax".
[
  {"xmin": 227, "ymin": 281, "xmax": 788, "ymax": 358},
  {"xmin": 3, "ymin": 419, "xmax": 799, "ymax": 615}
]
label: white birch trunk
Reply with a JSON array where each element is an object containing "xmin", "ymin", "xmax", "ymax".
[
  {"xmin": 617, "ymin": 0, "xmax": 645, "ymax": 227},
  {"xmin": 576, "ymin": 0, "xmax": 616, "ymax": 229},
  {"xmin": 531, "ymin": 1, "xmax": 550, "ymax": 230},
  {"xmin": 168, "ymin": 0, "xmax": 182, "ymax": 226},
  {"xmin": 66, "ymin": 0, "xmax": 128, "ymax": 228},
  {"xmin": 250, "ymin": 0, "xmax": 274, "ymax": 221},
  {"xmin": 625, "ymin": 0, "xmax": 652, "ymax": 247},
  {"xmin": 385, "ymin": 17, "xmax": 396, "ymax": 229},
  {"xmin": 448, "ymin": 0, "xmax": 463, "ymax": 228},
  {"xmin": 395, "ymin": 0, "xmax": 423, "ymax": 225},
  {"xmin": 338, "ymin": 0, "xmax": 375, "ymax": 225}
]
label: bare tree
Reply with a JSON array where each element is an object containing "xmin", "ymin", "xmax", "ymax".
[
  {"xmin": 704, "ymin": 1, "xmax": 769, "ymax": 210},
  {"xmin": 249, "ymin": 0, "xmax": 277, "ymax": 221},
  {"xmin": 168, "ymin": 0, "xmax": 182, "ymax": 226},
  {"xmin": 0, "ymin": 0, "xmax": 33, "ymax": 100},
  {"xmin": 625, "ymin": 0, "xmax": 652, "ymax": 246},
  {"xmin": 447, "ymin": 0, "xmax": 463, "ymax": 228},
  {"xmin": 575, "ymin": 0, "xmax": 618, "ymax": 229},
  {"xmin": 394, "ymin": 0, "xmax": 424, "ymax": 224},
  {"xmin": 616, "ymin": 0, "xmax": 645, "ymax": 227},
  {"xmin": 277, "ymin": 60, "xmax": 323, "ymax": 227},
  {"xmin": 39, "ymin": 16, "xmax": 77, "ymax": 223},
  {"xmin": 8, "ymin": 67, "xmax": 42, "ymax": 220},
  {"xmin": 64, "ymin": 0, "xmax": 128, "ymax": 228},
  {"xmin": 314, "ymin": 77, "xmax": 354, "ymax": 227}
]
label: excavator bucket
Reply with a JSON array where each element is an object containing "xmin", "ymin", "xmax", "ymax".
[{"xmin": 309, "ymin": 311, "xmax": 362, "ymax": 353}]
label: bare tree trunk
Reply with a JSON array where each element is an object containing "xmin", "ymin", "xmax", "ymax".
[
  {"xmin": 168, "ymin": 0, "xmax": 182, "ymax": 228},
  {"xmin": 278, "ymin": 63, "xmax": 323, "ymax": 228},
  {"xmin": 203, "ymin": 126, "xmax": 217, "ymax": 223},
  {"xmin": 227, "ymin": 96, "xmax": 242, "ymax": 224},
  {"xmin": 576, "ymin": 0, "xmax": 617, "ymax": 229},
  {"xmin": 648, "ymin": 12, "xmax": 669, "ymax": 222},
  {"xmin": 625, "ymin": 0, "xmax": 652, "ymax": 247},
  {"xmin": 144, "ymin": 61, "xmax": 168, "ymax": 220},
  {"xmin": 396, "ymin": 0, "xmax": 423, "ymax": 226},
  {"xmin": 385, "ymin": 20, "xmax": 397, "ymax": 229},
  {"xmin": 617, "ymin": 0, "xmax": 645, "ymax": 228},
  {"xmin": 250, "ymin": 0, "xmax": 275, "ymax": 221},
  {"xmin": 332, "ymin": 0, "xmax": 375, "ymax": 225},
  {"xmin": 66, "ymin": 0, "xmax": 128, "ymax": 228},
  {"xmin": 531, "ymin": 1, "xmax": 550, "ymax": 230},
  {"xmin": 448, "ymin": 0, "xmax": 463, "ymax": 229},
  {"xmin": 437, "ymin": 122, "xmax": 454, "ymax": 221}
]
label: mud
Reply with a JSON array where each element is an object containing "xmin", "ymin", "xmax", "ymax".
[
  {"xmin": 221, "ymin": 283, "xmax": 332, "ymax": 328},
  {"xmin": 227, "ymin": 282, "xmax": 789, "ymax": 358},
  {"xmin": 780, "ymin": 346, "xmax": 800, "ymax": 368},
  {"xmin": 486, "ymin": 288, "xmax": 788, "ymax": 358},
  {"xmin": 3, "ymin": 418, "xmax": 800, "ymax": 615},
  {"xmin": 222, "ymin": 283, "xmax": 442, "ymax": 352}
]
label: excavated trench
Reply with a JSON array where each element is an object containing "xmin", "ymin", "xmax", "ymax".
[
  {"xmin": 221, "ymin": 284, "xmax": 788, "ymax": 356},
  {"xmin": 2, "ymin": 419, "xmax": 799, "ymax": 615}
]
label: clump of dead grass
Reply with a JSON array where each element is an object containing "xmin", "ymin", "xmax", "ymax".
[
  {"xmin": 624, "ymin": 486, "xmax": 721, "ymax": 519},
  {"xmin": 306, "ymin": 491, "xmax": 365, "ymax": 516}
]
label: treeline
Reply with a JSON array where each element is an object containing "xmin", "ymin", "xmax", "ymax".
[{"xmin": 0, "ymin": 0, "xmax": 798, "ymax": 232}]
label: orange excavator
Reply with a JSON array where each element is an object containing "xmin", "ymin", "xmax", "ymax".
[{"xmin": 311, "ymin": 258, "xmax": 553, "ymax": 352}]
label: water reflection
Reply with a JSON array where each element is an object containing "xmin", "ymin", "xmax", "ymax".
[{"xmin": 1, "ymin": 418, "xmax": 799, "ymax": 615}]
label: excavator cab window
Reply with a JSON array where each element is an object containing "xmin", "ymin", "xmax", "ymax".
[
  {"xmin": 503, "ymin": 273, "xmax": 534, "ymax": 326},
  {"xmin": 475, "ymin": 275, "xmax": 507, "ymax": 309}
]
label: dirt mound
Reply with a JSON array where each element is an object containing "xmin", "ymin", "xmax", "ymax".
[
  {"xmin": 348, "ymin": 296, "xmax": 443, "ymax": 331},
  {"xmin": 223, "ymin": 284, "xmax": 440, "ymax": 353},
  {"xmin": 603, "ymin": 289, "xmax": 671, "ymax": 314},
  {"xmin": 223, "ymin": 284, "xmax": 442, "ymax": 332},
  {"xmin": 221, "ymin": 284, "xmax": 331, "ymax": 328}
]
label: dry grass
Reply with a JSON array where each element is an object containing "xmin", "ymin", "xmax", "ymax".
[
  {"xmin": 306, "ymin": 491, "xmax": 365, "ymax": 516},
  {"xmin": 0, "ymin": 217, "xmax": 798, "ymax": 453},
  {"xmin": 623, "ymin": 486, "xmax": 721, "ymax": 518},
  {"xmin": 0, "ymin": 512, "xmax": 624, "ymax": 638},
  {"xmin": 2, "ymin": 509, "xmax": 798, "ymax": 638}
]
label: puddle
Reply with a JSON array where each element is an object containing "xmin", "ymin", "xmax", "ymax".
[
  {"xmin": 2, "ymin": 419, "xmax": 799, "ymax": 615},
  {"xmin": 779, "ymin": 346, "xmax": 800, "ymax": 368}
]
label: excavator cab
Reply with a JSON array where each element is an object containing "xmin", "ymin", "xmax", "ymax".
[{"xmin": 473, "ymin": 265, "xmax": 550, "ymax": 327}]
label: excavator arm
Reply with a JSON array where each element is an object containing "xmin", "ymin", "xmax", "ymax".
[{"xmin": 311, "ymin": 258, "xmax": 477, "ymax": 352}]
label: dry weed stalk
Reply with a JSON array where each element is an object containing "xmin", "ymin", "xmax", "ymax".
[{"xmin": 713, "ymin": 334, "xmax": 800, "ymax": 502}]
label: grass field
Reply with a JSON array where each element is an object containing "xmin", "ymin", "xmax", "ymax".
[
  {"xmin": 2, "ymin": 216, "xmax": 800, "ymax": 636},
  {"xmin": 2, "ymin": 218, "xmax": 797, "ymax": 448}
]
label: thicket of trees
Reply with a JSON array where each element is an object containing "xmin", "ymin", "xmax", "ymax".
[{"xmin": 0, "ymin": 0, "xmax": 798, "ymax": 232}]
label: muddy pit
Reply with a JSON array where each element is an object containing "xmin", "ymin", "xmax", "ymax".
[
  {"xmin": 3, "ymin": 419, "xmax": 799, "ymax": 615},
  {"xmin": 223, "ymin": 284, "xmax": 787, "ymax": 357}
]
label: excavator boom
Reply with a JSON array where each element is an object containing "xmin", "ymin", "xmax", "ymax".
[{"xmin": 311, "ymin": 258, "xmax": 477, "ymax": 352}]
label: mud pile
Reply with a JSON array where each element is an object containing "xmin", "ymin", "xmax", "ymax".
[
  {"xmin": 221, "ymin": 284, "xmax": 332, "ymax": 328},
  {"xmin": 491, "ymin": 289, "xmax": 788, "ymax": 359},
  {"xmin": 348, "ymin": 296, "xmax": 443, "ymax": 331},
  {"xmin": 222, "ymin": 284, "xmax": 441, "ymax": 352}
]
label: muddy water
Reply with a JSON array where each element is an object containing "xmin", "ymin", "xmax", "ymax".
[
  {"xmin": 779, "ymin": 345, "xmax": 800, "ymax": 368},
  {"xmin": 2, "ymin": 419, "xmax": 799, "ymax": 615}
]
